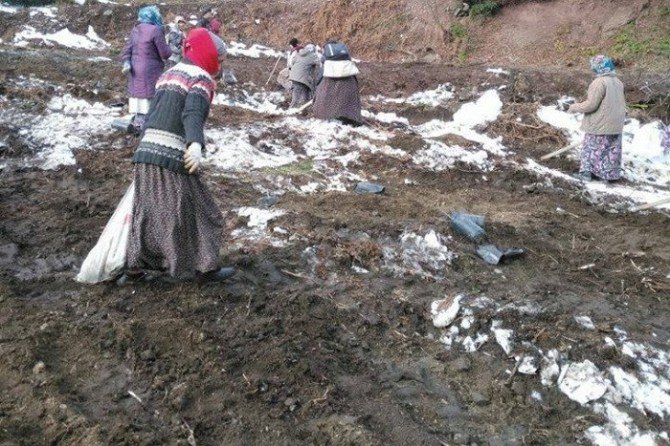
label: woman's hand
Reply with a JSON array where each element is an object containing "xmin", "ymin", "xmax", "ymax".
[
  {"xmin": 122, "ymin": 61, "xmax": 131, "ymax": 75},
  {"xmin": 184, "ymin": 142, "xmax": 203, "ymax": 174}
]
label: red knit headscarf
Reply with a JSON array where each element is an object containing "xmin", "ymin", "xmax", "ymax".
[{"xmin": 183, "ymin": 28, "xmax": 219, "ymax": 77}]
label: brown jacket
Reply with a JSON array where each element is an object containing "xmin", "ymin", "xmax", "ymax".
[{"xmin": 570, "ymin": 74, "xmax": 625, "ymax": 135}]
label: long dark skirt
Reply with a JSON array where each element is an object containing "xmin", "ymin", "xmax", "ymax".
[
  {"xmin": 126, "ymin": 163, "xmax": 223, "ymax": 279},
  {"xmin": 580, "ymin": 133, "xmax": 623, "ymax": 181},
  {"xmin": 290, "ymin": 81, "xmax": 312, "ymax": 108},
  {"xmin": 313, "ymin": 76, "xmax": 362, "ymax": 125}
]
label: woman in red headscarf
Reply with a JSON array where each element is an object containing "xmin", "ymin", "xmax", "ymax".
[{"xmin": 122, "ymin": 28, "xmax": 233, "ymax": 282}]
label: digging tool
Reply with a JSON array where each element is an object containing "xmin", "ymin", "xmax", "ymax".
[
  {"xmin": 286, "ymin": 99, "xmax": 313, "ymax": 115},
  {"xmin": 630, "ymin": 196, "xmax": 670, "ymax": 212},
  {"xmin": 540, "ymin": 141, "xmax": 580, "ymax": 161},
  {"xmin": 265, "ymin": 55, "xmax": 283, "ymax": 87}
]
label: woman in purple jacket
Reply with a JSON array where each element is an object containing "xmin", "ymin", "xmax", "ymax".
[{"xmin": 122, "ymin": 5, "xmax": 171, "ymax": 134}]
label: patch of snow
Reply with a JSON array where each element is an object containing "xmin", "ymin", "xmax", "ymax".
[
  {"xmin": 362, "ymin": 110, "xmax": 410, "ymax": 126},
  {"xmin": 88, "ymin": 56, "xmax": 112, "ymax": 62},
  {"xmin": 396, "ymin": 230, "xmax": 456, "ymax": 277},
  {"xmin": 0, "ymin": 94, "xmax": 117, "ymax": 170},
  {"xmin": 608, "ymin": 366, "xmax": 670, "ymax": 418},
  {"xmin": 558, "ymin": 360, "xmax": 610, "ymax": 405},
  {"xmin": 226, "ymin": 41, "xmax": 283, "ymax": 59},
  {"xmin": 540, "ymin": 349, "xmax": 562, "ymax": 386},
  {"xmin": 213, "ymin": 90, "xmax": 287, "ymax": 115},
  {"xmin": 29, "ymin": 6, "xmax": 57, "ymax": 18},
  {"xmin": 524, "ymin": 158, "xmax": 670, "ymax": 211},
  {"xmin": 412, "ymin": 140, "xmax": 490, "ymax": 171},
  {"xmin": 368, "ymin": 84, "xmax": 454, "ymax": 107},
  {"xmin": 351, "ymin": 264, "xmax": 369, "ymax": 274},
  {"xmin": 575, "ymin": 315, "xmax": 596, "ymax": 330},
  {"xmin": 486, "ymin": 68, "xmax": 510, "ymax": 76},
  {"xmin": 462, "ymin": 333, "xmax": 489, "ymax": 352},
  {"xmin": 586, "ymin": 403, "xmax": 661, "ymax": 446},
  {"xmin": 0, "ymin": 4, "xmax": 18, "ymax": 13},
  {"xmin": 531, "ymin": 391, "xmax": 543, "ymax": 401},
  {"xmin": 415, "ymin": 90, "xmax": 506, "ymax": 155},
  {"xmin": 431, "ymin": 295, "xmax": 462, "ymax": 328},
  {"xmin": 518, "ymin": 356, "xmax": 538, "ymax": 375},
  {"xmin": 206, "ymin": 127, "xmax": 298, "ymax": 171},
  {"xmin": 491, "ymin": 320, "xmax": 514, "ymax": 355},
  {"xmin": 14, "ymin": 25, "xmax": 110, "ymax": 50}
]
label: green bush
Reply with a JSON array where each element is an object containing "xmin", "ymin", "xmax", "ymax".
[
  {"xmin": 470, "ymin": 1, "xmax": 500, "ymax": 17},
  {"xmin": 450, "ymin": 23, "xmax": 467, "ymax": 40}
]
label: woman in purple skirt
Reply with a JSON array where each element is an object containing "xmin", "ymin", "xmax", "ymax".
[{"xmin": 569, "ymin": 55, "xmax": 626, "ymax": 182}]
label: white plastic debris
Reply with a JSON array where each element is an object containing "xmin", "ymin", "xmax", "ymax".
[{"xmin": 540, "ymin": 349, "xmax": 561, "ymax": 386}]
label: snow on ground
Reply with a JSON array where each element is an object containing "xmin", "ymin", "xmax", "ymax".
[
  {"xmin": 383, "ymin": 230, "xmax": 457, "ymax": 279},
  {"xmin": 0, "ymin": 4, "xmax": 18, "ymax": 13},
  {"xmin": 206, "ymin": 126, "xmax": 297, "ymax": 171},
  {"xmin": 524, "ymin": 159, "xmax": 670, "ymax": 211},
  {"xmin": 229, "ymin": 207, "xmax": 287, "ymax": 247},
  {"xmin": 412, "ymin": 140, "xmax": 490, "ymax": 171},
  {"xmin": 0, "ymin": 94, "xmax": 118, "ymax": 170},
  {"xmin": 226, "ymin": 41, "xmax": 284, "ymax": 59},
  {"xmin": 415, "ymin": 89, "xmax": 506, "ymax": 155},
  {"xmin": 430, "ymin": 295, "xmax": 670, "ymax": 445},
  {"xmin": 13, "ymin": 25, "xmax": 110, "ymax": 50},
  {"xmin": 368, "ymin": 83, "xmax": 454, "ymax": 107},
  {"xmin": 213, "ymin": 90, "xmax": 287, "ymax": 115}
]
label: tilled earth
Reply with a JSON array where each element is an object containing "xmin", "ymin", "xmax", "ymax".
[{"xmin": 1, "ymin": 33, "xmax": 670, "ymax": 446}]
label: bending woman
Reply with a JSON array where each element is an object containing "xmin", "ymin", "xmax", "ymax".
[
  {"xmin": 122, "ymin": 5, "xmax": 171, "ymax": 134},
  {"xmin": 569, "ymin": 55, "xmax": 626, "ymax": 182},
  {"xmin": 124, "ymin": 28, "xmax": 232, "ymax": 282}
]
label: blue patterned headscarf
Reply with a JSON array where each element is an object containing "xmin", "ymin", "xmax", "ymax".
[
  {"xmin": 590, "ymin": 55, "xmax": 616, "ymax": 76},
  {"xmin": 138, "ymin": 5, "xmax": 163, "ymax": 27}
]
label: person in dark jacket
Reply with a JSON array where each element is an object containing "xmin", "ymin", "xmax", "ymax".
[
  {"xmin": 121, "ymin": 28, "xmax": 233, "ymax": 283},
  {"xmin": 196, "ymin": 6, "xmax": 216, "ymax": 29},
  {"xmin": 122, "ymin": 5, "xmax": 171, "ymax": 133},
  {"xmin": 166, "ymin": 15, "xmax": 187, "ymax": 67}
]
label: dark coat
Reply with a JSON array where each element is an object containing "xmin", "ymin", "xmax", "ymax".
[{"xmin": 123, "ymin": 23, "xmax": 171, "ymax": 98}]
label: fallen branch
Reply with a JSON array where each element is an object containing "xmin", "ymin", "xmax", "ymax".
[{"xmin": 540, "ymin": 141, "xmax": 580, "ymax": 160}]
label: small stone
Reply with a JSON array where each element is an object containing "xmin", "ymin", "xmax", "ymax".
[
  {"xmin": 140, "ymin": 349, "xmax": 155, "ymax": 361},
  {"xmin": 354, "ymin": 182, "xmax": 385, "ymax": 194},
  {"xmin": 258, "ymin": 195, "xmax": 279, "ymax": 208},
  {"xmin": 453, "ymin": 433, "xmax": 471, "ymax": 445},
  {"xmin": 470, "ymin": 390, "xmax": 490, "ymax": 406},
  {"xmin": 32, "ymin": 361, "xmax": 46, "ymax": 375},
  {"xmin": 451, "ymin": 356, "xmax": 471, "ymax": 372},
  {"xmin": 0, "ymin": 243, "xmax": 19, "ymax": 266},
  {"xmin": 102, "ymin": 9, "xmax": 113, "ymax": 16},
  {"xmin": 284, "ymin": 397, "xmax": 300, "ymax": 412}
]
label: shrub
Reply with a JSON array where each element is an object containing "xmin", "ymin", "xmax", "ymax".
[
  {"xmin": 470, "ymin": 1, "xmax": 500, "ymax": 17},
  {"xmin": 450, "ymin": 23, "xmax": 467, "ymax": 40}
]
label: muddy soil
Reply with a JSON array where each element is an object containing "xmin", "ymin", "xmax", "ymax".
[{"xmin": 1, "ymin": 32, "xmax": 670, "ymax": 446}]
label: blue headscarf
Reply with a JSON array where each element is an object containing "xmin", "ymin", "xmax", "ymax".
[
  {"xmin": 138, "ymin": 5, "xmax": 163, "ymax": 27},
  {"xmin": 590, "ymin": 55, "xmax": 616, "ymax": 76}
]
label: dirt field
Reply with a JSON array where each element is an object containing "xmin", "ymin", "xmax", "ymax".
[{"xmin": 1, "ymin": 3, "xmax": 670, "ymax": 446}]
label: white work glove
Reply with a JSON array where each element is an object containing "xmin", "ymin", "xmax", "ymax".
[
  {"xmin": 183, "ymin": 142, "xmax": 203, "ymax": 174},
  {"xmin": 122, "ymin": 61, "xmax": 131, "ymax": 75}
]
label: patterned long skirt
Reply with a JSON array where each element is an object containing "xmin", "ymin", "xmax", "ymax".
[
  {"xmin": 313, "ymin": 76, "xmax": 363, "ymax": 125},
  {"xmin": 126, "ymin": 164, "xmax": 223, "ymax": 279},
  {"xmin": 580, "ymin": 133, "xmax": 623, "ymax": 181}
]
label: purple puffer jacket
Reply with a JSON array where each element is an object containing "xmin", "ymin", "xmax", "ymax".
[{"xmin": 122, "ymin": 23, "xmax": 171, "ymax": 98}]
